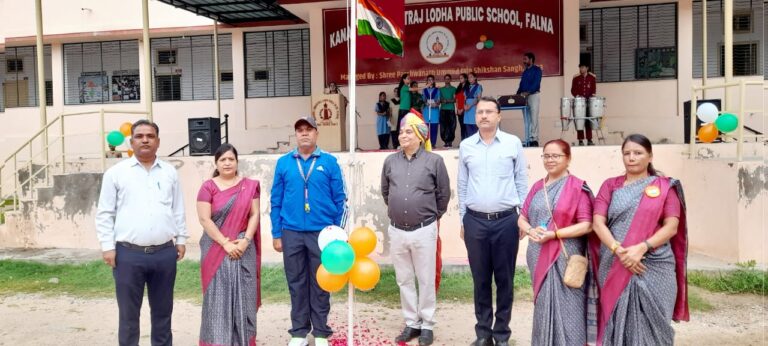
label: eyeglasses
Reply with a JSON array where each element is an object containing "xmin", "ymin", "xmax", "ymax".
[{"xmin": 541, "ymin": 154, "xmax": 566, "ymax": 161}]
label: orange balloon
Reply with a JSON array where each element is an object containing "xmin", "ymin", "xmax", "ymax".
[
  {"xmin": 479, "ymin": 34, "xmax": 488, "ymax": 42},
  {"xmin": 127, "ymin": 149, "xmax": 134, "ymax": 157},
  {"xmin": 119, "ymin": 122, "xmax": 132, "ymax": 137},
  {"xmin": 349, "ymin": 227, "xmax": 377, "ymax": 257},
  {"xmin": 349, "ymin": 257, "xmax": 380, "ymax": 291},
  {"xmin": 316, "ymin": 264, "xmax": 349, "ymax": 293},
  {"xmin": 698, "ymin": 123, "xmax": 718, "ymax": 143}
]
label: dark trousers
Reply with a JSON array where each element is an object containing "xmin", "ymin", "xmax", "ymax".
[
  {"xmin": 429, "ymin": 123, "xmax": 439, "ymax": 148},
  {"xmin": 457, "ymin": 111, "xmax": 468, "ymax": 141},
  {"xmin": 114, "ymin": 243, "xmax": 177, "ymax": 346},
  {"xmin": 394, "ymin": 109, "xmax": 410, "ymax": 149},
  {"xmin": 463, "ymin": 210, "xmax": 520, "ymax": 342},
  {"xmin": 377, "ymin": 134, "xmax": 390, "ymax": 149},
  {"xmin": 439, "ymin": 109, "xmax": 456, "ymax": 145},
  {"xmin": 282, "ymin": 229, "xmax": 332, "ymax": 338},
  {"xmin": 577, "ymin": 107, "xmax": 594, "ymax": 141}
]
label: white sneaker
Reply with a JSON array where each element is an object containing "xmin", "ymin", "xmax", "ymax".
[
  {"xmin": 314, "ymin": 337, "xmax": 329, "ymax": 346},
  {"xmin": 288, "ymin": 337, "xmax": 308, "ymax": 346}
]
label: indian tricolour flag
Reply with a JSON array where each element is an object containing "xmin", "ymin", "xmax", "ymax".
[{"xmin": 357, "ymin": 0, "xmax": 404, "ymax": 57}]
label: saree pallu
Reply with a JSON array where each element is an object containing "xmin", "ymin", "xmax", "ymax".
[
  {"xmin": 522, "ymin": 175, "xmax": 593, "ymax": 346},
  {"xmin": 198, "ymin": 178, "xmax": 261, "ymax": 346},
  {"xmin": 590, "ymin": 176, "xmax": 688, "ymax": 346}
]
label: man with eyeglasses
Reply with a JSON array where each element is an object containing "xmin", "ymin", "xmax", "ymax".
[{"xmin": 458, "ymin": 97, "xmax": 528, "ymax": 346}]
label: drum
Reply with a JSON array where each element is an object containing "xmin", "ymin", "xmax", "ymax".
[
  {"xmin": 589, "ymin": 96, "xmax": 606, "ymax": 118},
  {"xmin": 560, "ymin": 97, "xmax": 573, "ymax": 119},
  {"xmin": 573, "ymin": 97, "xmax": 586, "ymax": 130}
]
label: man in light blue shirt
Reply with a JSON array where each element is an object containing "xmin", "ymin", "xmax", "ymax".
[
  {"xmin": 95, "ymin": 119, "xmax": 188, "ymax": 346},
  {"xmin": 458, "ymin": 97, "xmax": 528, "ymax": 346}
]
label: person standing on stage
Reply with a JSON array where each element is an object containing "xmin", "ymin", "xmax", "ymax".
[
  {"xmin": 395, "ymin": 74, "xmax": 420, "ymax": 149},
  {"xmin": 96, "ymin": 119, "xmax": 188, "ymax": 346},
  {"xmin": 270, "ymin": 116, "xmax": 347, "ymax": 346},
  {"xmin": 463, "ymin": 72, "xmax": 483, "ymax": 138},
  {"xmin": 422, "ymin": 75, "xmax": 441, "ymax": 149},
  {"xmin": 571, "ymin": 63, "xmax": 597, "ymax": 146},
  {"xmin": 439, "ymin": 74, "xmax": 457, "ymax": 148},
  {"xmin": 517, "ymin": 52, "xmax": 543, "ymax": 147},
  {"xmin": 455, "ymin": 73, "xmax": 469, "ymax": 141},
  {"xmin": 375, "ymin": 91, "xmax": 393, "ymax": 150},
  {"xmin": 459, "ymin": 97, "xmax": 528, "ymax": 346}
]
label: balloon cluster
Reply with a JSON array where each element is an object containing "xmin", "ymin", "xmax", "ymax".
[
  {"xmin": 695, "ymin": 103, "xmax": 739, "ymax": 143},
  {"xmin": 475, "ymin": 35, "xmax": 494, "ymax": 50},
  {"xmin": 316, "ymin": 226, "xmax": 381, "ymax": 293},
  {"xmin": 106, "ymin": 122, "xmax": 134, "ymax": 157}
]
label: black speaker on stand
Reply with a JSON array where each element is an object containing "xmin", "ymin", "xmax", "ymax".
[
  {"xmin": 188, "ymin": 117, "xmax": 221, "ymax": 155},
  {"xmin": 683, "ymin": 99, "xmax": 721, "ymax": 144}
]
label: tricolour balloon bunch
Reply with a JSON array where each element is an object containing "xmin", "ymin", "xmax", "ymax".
[
  {"xmin": 105, "ymin": 122, "xmax": 135, "ymax": 157},
  {"xmin": 695, "ymin": 103, "xmax": 739, "ymax": 143},
  {"xmin": 316, "ymin": 226, "xmax": 380, "ymax": 293}
]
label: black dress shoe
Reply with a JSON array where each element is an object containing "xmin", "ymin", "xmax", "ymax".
[
  {"xmin": 587, "ymin": 140, "xmax": 595, "ymax": 146},
  {"xmin": 418, "ymin": 329, "xmax": 434, "ymax": 345},
  {"xmin": 470, "ymin": 337, "xmax": 494, "ymax": 346},
  {"xmin": 529, "ymin": 140, "xmax": 539, "ymax": 147},
  {"xmin": 395, "ymin": 327, "xmax": 421, "ymax": 343},
  {"xmin": 495, "ymin": 341, "xmax": 510, "ymax": 346}
]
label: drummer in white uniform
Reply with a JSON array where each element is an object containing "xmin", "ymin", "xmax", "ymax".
[{"xmin": 570, "ymin": 63, "xmax": 597, "ymax": 146}]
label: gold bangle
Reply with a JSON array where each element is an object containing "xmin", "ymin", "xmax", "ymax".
[
  {"xmin": 554, "ymin": 230, "xmax": 560, "ymax": 239},
  {"xmin": 610, "ymin": 241, "xmax": 621, "ymax": 254}
]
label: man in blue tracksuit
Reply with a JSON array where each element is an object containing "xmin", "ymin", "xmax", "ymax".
[{"xmin": 270, "ymin": 116, "xmax": 347, "ymax": 346}]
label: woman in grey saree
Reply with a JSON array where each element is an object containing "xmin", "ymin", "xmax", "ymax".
[
  {"xmin": 519, "ymin": 139, "xmax": 594, "ymax": 345},
  {"xmin": 197, "ymin": 144, "xmax": 262, "ymax": 346},
  {"xmin": 590, "ymin": 135, "xmax": 689, "ymax": 346}
]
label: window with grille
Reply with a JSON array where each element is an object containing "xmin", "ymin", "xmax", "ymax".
[
  {"xmin": 693, "ymin": 1, "xmax": 765, "ymax": 78},
  {"xmin": 150, "ymin": 34, "xmax": 233, "ymax": 101},
  {"xmin": 720, "ymin": 43, "xmax": 759, "ymax": 76},
  {"xmin": 732, "ymin": 13, "xmax": 752, "ymax": 33},
  {"xmin": 1, "ymin": 46, "xmax": 53, "ymax": 109},
  {"xmin": 6, "ymin": 59, "xmax": 23, "ymax": 73},
  {"xmin": 156, "ymin": 75, "xmax": 181, "ymax": 101},
  {"xmin": 157, "ymin": 50, "xmax": 177, "ymax": 65},
  {"xmin": 63, "ymin": 40, "xmax": 140, "ymax": 104},
  {"xmin": 245, "ymin": 29, "xmax": 310, "ymax": 98},
  {"xmin": 579, "ymin": 3, "xmax": 677, "ymax": 82}
]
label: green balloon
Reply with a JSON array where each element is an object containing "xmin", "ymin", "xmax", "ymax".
[
  {"xmin": 321, "ymin": 240, "xmax": 355, "ymax": 275},
  {"xmin": 714, "ymin": 113, "xmax": 738, "ymax": 133},
  {"xmin": 484, "ymin": 40, "xmax": 494, "ymax": 49},
  {"xmin": 106, "ymin": 131, "xmax": 125, "ymax": 147}
]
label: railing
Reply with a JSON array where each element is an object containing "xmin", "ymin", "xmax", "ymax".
[
  {"xmin": 0, "ymin": 109, "xmax": 149, "ymax": 212},
  {"xmin": 169, "ymin": 114, "xmax": 229, "ymax": 157},
  {"xmin": 689, "ymin": 79, "xmax": 766, "ymax": 161}
]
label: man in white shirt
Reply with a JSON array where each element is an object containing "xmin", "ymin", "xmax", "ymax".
[{"xmin": 95, "ymin": 119, "xmax": 188, "ymax": 346}]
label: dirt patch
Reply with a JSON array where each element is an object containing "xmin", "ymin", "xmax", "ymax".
[{"xmin": 0, "ymin": 287, "xmax": 765, "ymax": 345}]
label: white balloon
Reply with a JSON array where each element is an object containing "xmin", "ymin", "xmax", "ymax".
[
  {"xmin": 475, "ymin": 42, "xmax": 485, "ymax": 50},
  {"xmin": 318, "ymin": 225, "xmax": 347, "ymax": 251},
  {"xmin": 696, "ymin": 102, "xmax": 719, "ymax": 123}
]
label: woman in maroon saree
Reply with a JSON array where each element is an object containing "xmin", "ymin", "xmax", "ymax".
[
  {"xmin": 590, "ymin": 134, "xmax": 689, "ymax": 345},
  {"xmin": 197, "ymin": 143, "xmax": 262, "ymax": 346},
  {"xmin": 518, "ymin": 139, "xmax": 594, "ymax": 345}
]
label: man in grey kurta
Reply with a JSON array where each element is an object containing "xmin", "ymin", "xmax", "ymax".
[{"xmin": 381, "ymin": 113, "xmax": 450, "ymax": 346}]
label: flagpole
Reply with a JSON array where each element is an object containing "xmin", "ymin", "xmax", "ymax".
[{"xmin": 347, "ymin": 0, "xmax": 357, "ymax": 345}]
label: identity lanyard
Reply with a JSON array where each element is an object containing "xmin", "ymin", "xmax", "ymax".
[{"xmin": 295, "ymin": 156, "xmax": 318, "ymax": 213}]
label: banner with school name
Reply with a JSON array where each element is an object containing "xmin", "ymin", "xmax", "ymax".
[{"xmin": 323, "ymin": 0, "xmax": 562, "ymax": 85}]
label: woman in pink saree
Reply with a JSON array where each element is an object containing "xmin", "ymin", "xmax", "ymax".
[
  {"xmin": 197, "ymin": 143, "xmax": 262, "ymax": 346},
  {"xmin": 591, "ymin": 134, "xmax": 689, "ymax": 345},
  {"xmin": 518, "ymin": 139, "xmax": 594, "ymax": 345}
]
